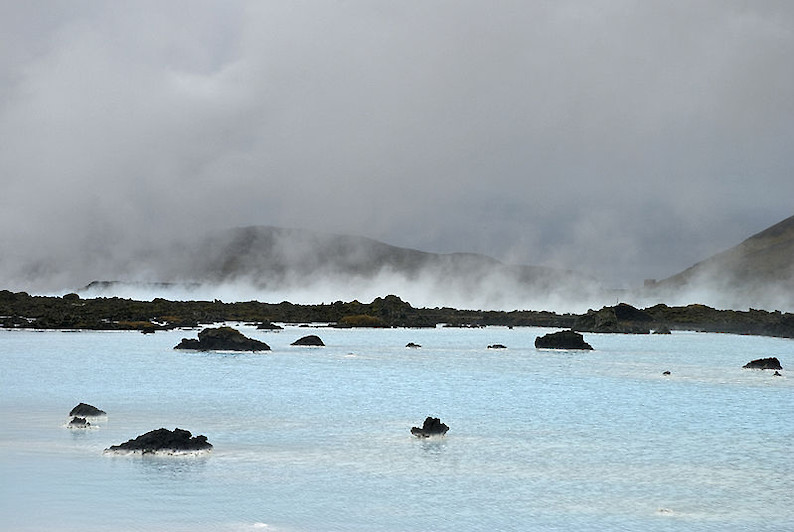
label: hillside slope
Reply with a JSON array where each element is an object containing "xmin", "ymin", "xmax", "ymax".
[
  {"xmin": 80, "ymin": 226, "xmax": 607, "ymax": 311},
  {"xmin": 649, "ymin": 215, "xmax": 794, "ymax": 310}
]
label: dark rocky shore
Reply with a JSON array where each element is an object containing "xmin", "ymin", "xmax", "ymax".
[{"xmin": 1, "ymin": 290, "xmax": 794, "ymax": 339}]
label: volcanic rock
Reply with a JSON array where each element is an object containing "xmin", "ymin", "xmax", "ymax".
[
  {"xmin": 535, "ymin": 329, "xmax": 593, "ymax": 350},
  {"xmin": 69, "ymin": 403, "xmax": 106, "ymax": 417},
  {"xmin": 410, "ymin": 416, "xmax": 449, "ymax": 438},
  {"xmin": 257, "ymin": 321, "xmax": 283, "ymax": 330},
  {"xmin": 105, "ymin": 428, "xmax": 212, "ymax": 454},
  {"xmin": 573, "ymin": 304, "xmax": 651, "ymax": 334},
  {"xmin": 742, "ymin": 357, "xmax": 782, "ymax": 370},
  {"xmin": 68, "ymin": 416, "xmax": 90, "ymax": 428},
  {"xmin": 291, "ymin": 334, "xmax": 325, "ymax": 346},
  {"xmin": 174, "ymin": 326, "xmax": 270, "ymax": 351}
]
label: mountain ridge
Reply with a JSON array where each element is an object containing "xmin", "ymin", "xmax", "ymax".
[{"xmin": 645, "ymin": 214, "xmax": 794, "ymax": 310}]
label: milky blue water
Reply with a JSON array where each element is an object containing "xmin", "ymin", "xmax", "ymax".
[{"xmin": 1, "ymin": 325, "xmax": 792, "ymax": 531}]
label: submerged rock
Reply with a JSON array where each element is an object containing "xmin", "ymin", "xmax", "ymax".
[
  {"xmin": 69, "ymin": 403, "xmax": 106, "ymax": 417},
  {"xmin": 535, "ymin": 330, "xmax": 593, "ymax": 350},
  {"xmin": 105, "ymin": 428, "xmax": 212, "ymax": 454},
  {"xmin": 742, "ymin": 357, "xmax": 782, "ymax": 370},
  {"xmin": 68, "ymin": 416, "xmax": 90, "ymax": 428},
  {"xmin": 488, "ymin": 344, "xmax": 507, "ymax": 349},
  {"xmin": 174, "ymin": 326, "xmax": 270, "ymax": 351},
  {"xmin": 411, "ymin": 416, "xmax": 449, "ymax": 438},
  {"xmin": 406, "ymin": 342, "xmax": 421, "ymax": 348},
  {"xmin": 291, "ymin": 334, "xmax": 325, "ymax": 346}
]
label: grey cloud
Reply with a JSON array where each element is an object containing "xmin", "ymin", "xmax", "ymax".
[{"xmin": 1, "ymin": 1, "xmax": 793, "ymax": 297}]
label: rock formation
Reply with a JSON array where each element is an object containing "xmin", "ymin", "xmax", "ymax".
[
  {"xmin": 174, "ymin": 326, "xmax": 270, "ymax": 351},
  {"xmin": 411, "ymin": 416, "xmax": 449, "ymax": 438},
  {"xmin": 68, "ymin": 416, "xmax": 90, "ymax": 428},
  {"xmin": 105, "ymin": 428, "xmax": 212, "ymax": 454},
  {"xmin": 291, "ymin": 334, "xmax": 325, "ymax": 346},
  {"xmin": 535, "ymin": 329, "xmax": 593, "ymax": 350},
  {"xmin": 69, "ymin": 403, "xmax": 106, "ymax": 417},
  {"xmin": 573, "ymin": 304, "xmax": 652, "ymax": 333},
  {"xmin": 742, "ymin": 357, "xmax": 783, "ymax": 370}
]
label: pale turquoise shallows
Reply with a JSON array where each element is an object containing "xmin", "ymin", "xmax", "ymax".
[{"xmin": 1, "ymin": 325, "xmax": 792, "ymax": 531}]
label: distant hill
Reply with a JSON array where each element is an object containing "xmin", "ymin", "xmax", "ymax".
[
  {"xmin": 646, "ymin": 215, "xmax": 794, "ymax": 310},
  {"xmin": 79, "ymin": 226, "xmax": 607, "ymax": 311}
]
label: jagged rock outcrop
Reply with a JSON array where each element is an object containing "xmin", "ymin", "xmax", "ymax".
[
  {"xmin": 573, "ymin": 304, "xmax": 652, "ymax": 333},
  {"xmin": 488, "ymin": 344, "xmax": 507, "ymax": 349},
  {"xmin": 535, "ymin": 330, "xmax": 593, "ymax": 350},
  {"xmin": 105, "ymin": 428, "xmax": 212, "ymax": 454},
  {"xmin": 291, "ymin": 334, "xmax": 325, "ymax": 346},
  {"xmin": 174, "ymin": 326, "xmax": 270, "ymax": 351},
  {"xmin": 69, "ymin": 403, "xmax": 106, "ymax": 417},
  {"xmin": 406, "ymin": 342, "xmax": 421, "ymax": 348},
  {"xmin": 411, "ymin": 416, "xmax": 449, "ymax": 438},
  {"xmin": 742, "ymin": 357, "xmax": 783, "ymax": 370}
]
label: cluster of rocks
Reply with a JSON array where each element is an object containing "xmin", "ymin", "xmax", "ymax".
[
  {"xmin": 65, "ymin": 402, "xmax": 212, "ymax": 454},
  {"xmin": 174, "ymin": 327, "xmax": 327, "ymax": 351},
  {"xmin": 66, "ymin": 402, "xmax": 106, "ymax": 429}
]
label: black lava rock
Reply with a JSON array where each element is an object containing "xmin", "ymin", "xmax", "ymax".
[
  {"xmin": 410, "ymin": 416, "xmax": 449, "ymax": 438},
  {"xmin": 291, "ymin": 334, "xmax": 325, "ymax": 346},
  {"xmin": 174, "ymin": 326, "xmax": 270, "ymax": 351},
  {"xmin": 69, "ymin": 403, "xmax": 106, "ymax": 417},
  {"xmin": 743, "ymin": 357, "xmax": 782, "ymax": 370},
  {"xmin": 68, "ymin": 416, "xmax": 90, "ymax": 428},
  {"xmin": 105, "ymin": 428, "xmax": 212, "ymax": 454},
  {"xmin": 535, "ymin": 330, "xmax": 593, "ymax": 350}
]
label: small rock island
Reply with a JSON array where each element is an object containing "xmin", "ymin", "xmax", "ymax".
[
  {"xmin": 69, "ymin": 402, "xmax": 106, "ymax": 417},
  {"xmin": 535, "ymin": 329, "xmax": 593, "ymax": 350},
  {"xmin": 291, "ymin": 334, "xmax": 325, "ymax": 346},
  {"xmin": 68, "ymin": 417, "xmax": 91, "ymax": 428},
  {"xmin": 174, "ymin": 326, "xmax": 270, "ymax": 351},
  {"xmin": 742, "ymin": 357, "xmax": 783, "ymax": 370},
  {"xmin": 105, "ymin": 428, "xmax": 213, "ymax": 455},
  {"xmin": 411, "ymin": 416, "xmax": 449, "ymax": 438}
]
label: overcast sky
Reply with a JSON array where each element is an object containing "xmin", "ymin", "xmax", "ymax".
[{"xmin": 2, "ymin": 0, "xmax": 792, "ymax": 290}]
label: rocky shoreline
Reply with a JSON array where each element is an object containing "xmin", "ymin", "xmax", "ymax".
[{"xmin": 1, "ymin": 290, "xmax": 793, "ymax": 339}]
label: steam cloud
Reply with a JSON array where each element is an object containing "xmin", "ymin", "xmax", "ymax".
[{"xmin": 1, "ymin": 2, "xmax": 793, "ymax": 310}]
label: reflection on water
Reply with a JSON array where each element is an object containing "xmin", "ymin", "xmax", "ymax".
[
  {"xmin": 134, "ymin": 454, "xmax": 210, "ymax": 477},
  {"xmin": 418, "ymin": 437, "xmax": 447, "ymax": 456}
]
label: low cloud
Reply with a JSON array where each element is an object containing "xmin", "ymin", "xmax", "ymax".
[{"xmin": 1, "ymin": 2, "xmax": 793, "ymax": 299}]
